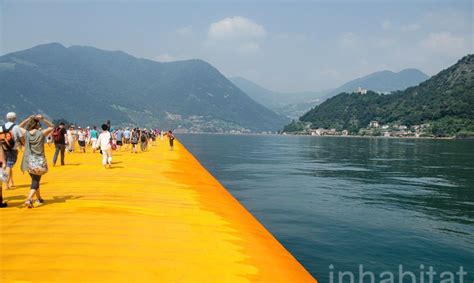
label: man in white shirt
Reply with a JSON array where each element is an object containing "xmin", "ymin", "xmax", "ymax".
[{"xmin": 0, "ymin": 112, "xmax": 23, "ymax": 190}]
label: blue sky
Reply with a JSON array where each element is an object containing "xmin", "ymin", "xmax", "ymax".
[{"xmin": 1, "ymin": 0, "xmax": 472, "ymax": 92}]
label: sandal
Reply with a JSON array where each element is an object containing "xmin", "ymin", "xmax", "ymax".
[
  {"xmin": 25, "ymin": 199, "xmax": 34, "ymax": 209},
  {"xmin": 36, "ymin": 198, "xmax": 44, "ymax": 204}
]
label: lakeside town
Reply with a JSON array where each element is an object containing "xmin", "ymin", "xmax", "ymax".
[{"xmin": 282, "ymin": 121, "xmax": 437, "ymax": 138}]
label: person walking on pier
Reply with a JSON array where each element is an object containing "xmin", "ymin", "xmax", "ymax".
[
  {"xmin": 52, "ymin": 122, "xmax": 67, "ymax": 166},
  {"xmin": 130, "ymin": 128, "xmax": 139, "ymax": 154},
  {"xmin": 166, "ymin": 130, "xmax": 175, "ymax": 151},
  {"xmin": 115, "ymin": 128, "xmax": 124, "ymax": 151},
  {"xmin": 66, "ymin": 126, "xmax": 76, "ymax": 153},
  {"xmin": 90, "ymin": 126, "xmax": 98, "ymax": 152},
  {"xmin": 19, "ymin": 115, "xmax": 54, "ymax": 208},
  {"xmin": 0, "ymin": 146, "xmax": 8, "ymax": 207},
  {"xmin": 140, "ymin": 129, "xmax": 148, "ymax": 152},
  {"xmin": 85, "ymin": 126, "xmax": 91, "ymax": 146},
  {"xmin": 77, "ymin": 127, "xmax": 86, "ymax": 153},
  {"xmin": 0, "ymin": 112, "xmax": 23, "ymax": 190},
  {"xmin": 123, "ymin": 128, "xmax": 131, "ymax": 150},
  {"xmin": 95, "ymin": 124, "xmax": 113, "ymax": 168}
]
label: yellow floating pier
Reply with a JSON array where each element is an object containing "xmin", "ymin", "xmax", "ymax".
[{"xmin": 0, "ymin": 139, "xmax": 317, "ymax": 282}]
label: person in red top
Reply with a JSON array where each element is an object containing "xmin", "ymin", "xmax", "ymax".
[{"xmin": 52, "ymin": 122, "xmax": 68, "ymax": 166}]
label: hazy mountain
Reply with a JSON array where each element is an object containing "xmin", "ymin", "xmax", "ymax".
[
  {"xmin": 0, "ymin": 43, "xmax": 288, "ymax": 132},
  {"xmin": 326, "ymin": 68, "xmax": 429, "ymax": 97},
  {"xmin": 230, "ymin": 69, "xmax": 428, "ymax": 119},
  {"xmin": 290, "ymin": 55, "xmax": 474, "ymax": 137},
  {"xmin": 229, "ymin": 76, "xmax": 329, "ymax": 118}
]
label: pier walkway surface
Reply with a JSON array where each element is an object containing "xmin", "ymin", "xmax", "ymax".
[{"xmin": 0, "ymin": 139, "xmax": 316, "ymax": 282}]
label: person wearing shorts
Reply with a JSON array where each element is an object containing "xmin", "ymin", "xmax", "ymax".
[
  {"xmin": 130, "ymin": 128, "xmax": 139, "ymax": 154},
  {"xmin": 1, "ymin": 112, "xmax": 23, "ymax": 190},
  {"xmin": 115, "ymin": 128, "xmax": 123, "ymax": 151},
  {"xmin": 123, "ymin": 128, "xmax": 131, "ymax": 150},
  {"xmin": 77, "ymin": 127, "xmax": 86, "ymax": 153}
]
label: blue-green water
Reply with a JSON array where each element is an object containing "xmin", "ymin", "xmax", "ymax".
[{"xmin": 179, "ymin": 134, "xmax": 474, "ymax": 282}]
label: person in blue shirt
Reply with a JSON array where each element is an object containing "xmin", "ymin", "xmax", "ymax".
[
  {"xmin": 115, "ymin": 128, "xmax": 124, "ymax": 151},
  {"xmin": 89, "ymin": 126, "xmax": 99, "ymax": 153},
  {"xmin": 123, "ymin": 128, "xmax": 131, "ymax": 150}
]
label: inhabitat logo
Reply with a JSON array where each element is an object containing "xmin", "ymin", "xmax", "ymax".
[{"xmin": 329, "ymin": 264, "xmax": 469, "ymax": 283}]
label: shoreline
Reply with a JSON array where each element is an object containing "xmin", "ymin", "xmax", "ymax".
[{"xmin": 177, "ymin": 132, "xmax": 468, "ymax": 140}]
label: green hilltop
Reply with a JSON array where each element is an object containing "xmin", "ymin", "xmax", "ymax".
[{"xmin": 285, "ymin": 55, "xmax": 474, "ymax": 138}]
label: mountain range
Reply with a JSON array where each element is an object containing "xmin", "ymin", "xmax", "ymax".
[
  {"xmin": 231, "ymin": 69, "xmax": 429, "ymax": 119},
  {"xmin": 289, "ymin": 55, "xmax": 474, "ymax": 137},
  {"xmin": 0, "ymin": 43, "xmax": 288, "ymax": 132}
]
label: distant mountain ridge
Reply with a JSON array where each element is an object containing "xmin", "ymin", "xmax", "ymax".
[
  {"xmin": 229, "ymin": 76, "xmax": 328, "ymax": 110},
  {"xmin": 327, "ymin": 68, "xmax": 429, "ymax": 97},
  {"xmin": 0, "ymin": 43, "xmax": 288, "ymax": 132},
  {"xmin": 290, "ymin": 55, "xmax": 474, "ymax": 137},
  {"xmin": 230, "ymin": 68, "xmax": 429, "ymax": 120}
]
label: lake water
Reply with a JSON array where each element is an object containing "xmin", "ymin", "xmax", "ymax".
[{"xmin": 179, "ymin": 134, "xmax": 474, "ymax": 282}]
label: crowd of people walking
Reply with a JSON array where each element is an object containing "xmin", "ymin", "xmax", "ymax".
[{"xmin": 0, "ymin": 112, "xmax": 176, "ymax": 208}]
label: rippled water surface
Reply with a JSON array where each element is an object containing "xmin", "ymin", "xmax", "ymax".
[{"xmin": 179, "ymin": 134, "xmax": 474, "ymax": 282}]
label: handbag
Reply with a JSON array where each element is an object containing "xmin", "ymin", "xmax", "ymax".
[{"xmin": 28, "ymin": 153, "xmax": 48, "ymax": 175}]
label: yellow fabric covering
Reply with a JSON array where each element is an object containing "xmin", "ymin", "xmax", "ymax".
[{"xmin": 0, "ymin": 139, "xmax": 317, "ymax": 282}]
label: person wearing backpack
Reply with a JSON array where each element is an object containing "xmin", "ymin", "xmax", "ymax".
[
  {"xmin": 52, "ymin": 122, "xmax": 68, "ymax": 166},
  {"xmin": 18, "ymin": 114, "xmax": 54, "ymax": 208},
  {"xmin": 140, "ymin": 129, "xmax": 148, "ymax": 152},
  {"xmin": 0, "ymin": 112, "xmax": 23, "ymax": 190},
  {"xmin": 130, "ymin": 128, "xmax": 139, "ymax": 154}
]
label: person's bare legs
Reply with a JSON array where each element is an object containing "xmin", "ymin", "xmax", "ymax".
[
  {"xmin": 5, "ymin": 167, "xmax": 13, "ymax": 189},
  {"xmin": 0, "ymin": 183, "xmax": 6, "ymax": 207},
  {"xmin": 106, "ymin": 149, "xmax": 113, "ymax": 167},
  {"xmin": 35, "ymin": 188, "xmax": 43, "ymax": 201}
]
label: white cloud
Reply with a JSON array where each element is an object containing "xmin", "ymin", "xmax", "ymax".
[
  {"xmin": 208, "ymin": 16, "xmax": 266, "ymax": 41},
  {"xmin": 155, "ymin": 53, "xmax": 177, "ymax": 62},
  {"xmin": 205, "ymin": 16, "xmax": 266, "ymax": 55},
  {"xmin": 177, "ymin": 26, "xmax": 193, "ymax": 36},
  {"xmin": 419, "ymin": 32, "xmax": 467, "ymax": 55}
]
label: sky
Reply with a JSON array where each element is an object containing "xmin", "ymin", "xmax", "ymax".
[{"xmin": 0, "ymin": 0, "xmax": 473, "ymax": 92}]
